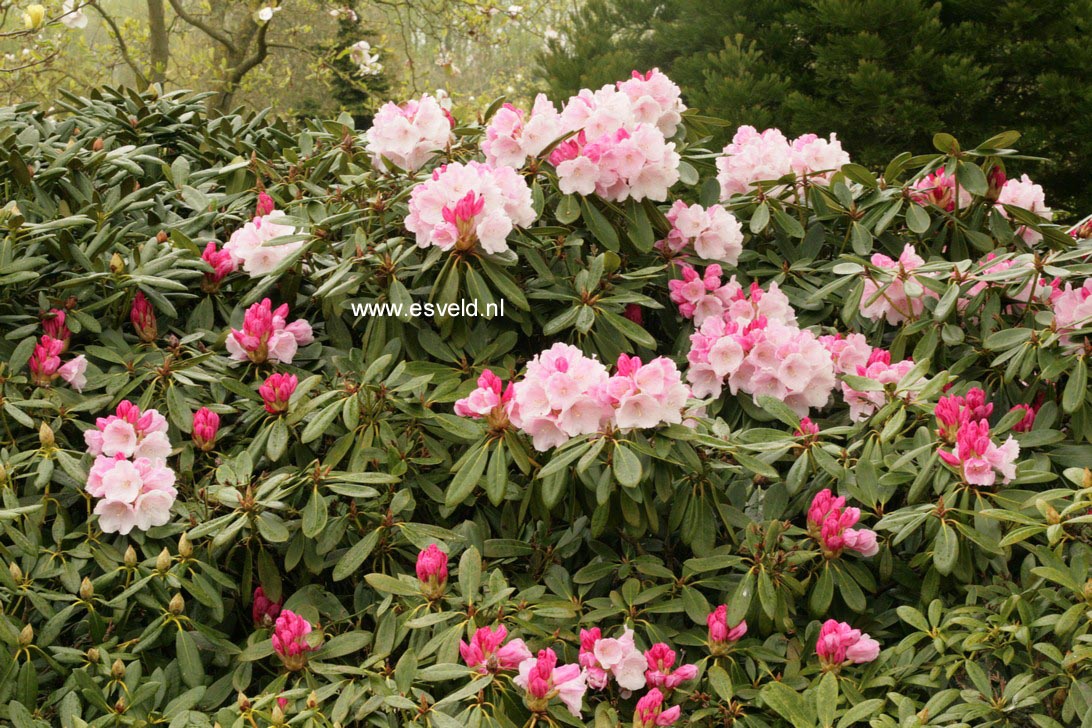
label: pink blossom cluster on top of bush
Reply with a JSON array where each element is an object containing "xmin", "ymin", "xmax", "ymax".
[
  {"xmin": 365, "ymin": 93, "xmax": 454, "ymax": 172},
  {"xmin": 456, "ymin": 344, "xmax": 690, "ymax": 451},
  {"xmin": 716, "ymin": 125, "xmax": 851, "ymax": 198}
]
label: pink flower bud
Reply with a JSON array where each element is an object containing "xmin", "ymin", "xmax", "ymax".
[
  {"xmin": 1010, "ymin": 403, "xmax": 1037, "ymax": 432},
  {"xmin": 706, "ymin": 606, "xmax": 746, "ymax": 655},
  {"xmin": 256, "ymin": 191, "xmax": 276, "ymax": 217},
  {"xmin": 192, "ymin": 407, "xmax": 220, "ymax": 452},
  {"xmin": 271, "ymin": 608, "xmax": 315, "ymax": 671},
  {"xmin": 815, "ymin": 619, "xmax": 880, "ymax": 670},
  {"xmin": 130, "ymin": 291, "xmax": 158, "ymax": 343},
  {"xmin": 42, "ymin": 308, "xmax": 70, "ymax": 352},
  {"xmin": 201, "ymin": 242, "xmax": 237, "ymax": 292},
  {"xmin": 259, "ymin": 373, "xmax": 298, "ymax": 415},
  {"xmin": 416, "ymin": 544, "xmax": 448, "ymax": 599},
  {"xmin": 252, "ymin": 586, "xmax": 282, "ymax": 627},
  {"xmin": 29, "ymin": 335, "xmax": 65, "ymax": 387},
  {"xmin": 634, "ymin": 688, "xmax": 681, "ymax": 728},
  {"xmin": 623, "ymin": 303, "xmax": 644, "ymax": 326}
]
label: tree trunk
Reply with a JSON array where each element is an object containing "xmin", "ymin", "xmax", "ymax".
[{"xmin": 147, "ymin": 0, "xmax": 170, "ymax": 85}]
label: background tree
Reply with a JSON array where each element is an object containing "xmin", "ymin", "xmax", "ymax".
[{"xmin": 539, "ymin": 0, "xmax": 1092, "ymax": 213}]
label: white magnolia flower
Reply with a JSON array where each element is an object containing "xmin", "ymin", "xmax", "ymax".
[
  {"xmin": 256, "ymin": 5, "xmax": 279, "ymax": 22},
  {"xmin": 62, "ymin": 0, "xmax": 88, "ymax": 29},
  {"xmin": 349, "ymin": 40, "xmax": 382, "ymax": 76}
]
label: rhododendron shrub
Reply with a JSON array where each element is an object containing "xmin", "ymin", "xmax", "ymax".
[{"xmin": 1, "ymin": 84, "xmax": 1091, "ymax": 728}]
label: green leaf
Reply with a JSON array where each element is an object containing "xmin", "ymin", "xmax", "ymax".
[
  {"xmin": 333, "ymin": 530, "xmax": 380, "ymax": 581},
  {"xmin": 707, "ymin": 665, "xmax": 733, "ymax": 701},
  {"xmin": 933, "ymin": 522, "xmax": 959, "ymax": 575},
  {"xmin": 175, "ymin": 629, "xmax": 204, "ymax": 688},
  {"xmin": 816, "ymin": 671, "xmax": 838, "ymax": 727},
  {"xmin": 446, "ymin": 442, "xmax": 489, "ymax": 507},
  {"xmin": 1063, "ymin": 357, "xmax": 1087, "ymax": 414},
  {"xmin": 582, "ymin": 198, "xmax": 619, "ymax": 251},
  {"xmin": 906, "ymin": 203, "xmax": 930, "ymax": 234},
  {"xmin": 302, "ymin": 487, "xmax": 328, "ymax": 538},
  {"xmin": 365, "ymin": 573, "xmax": 421, "ymax": 597},
  {"xmin": 762, "ymin": 681, "xmax": 815, "ymax": 728},
  {"xmin": 612, "ymin": 444, "xmax": 642, "ymax": 488}
]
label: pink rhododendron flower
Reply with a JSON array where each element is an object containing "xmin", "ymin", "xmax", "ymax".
[
  {"xmin": 615, "ymin": 68, "xmax": 687, "ymax": 137},
  {"xmin": 909, "ymin": 167, "xmax": 971, "ymax": 212},
  {"xmin": 272, "ymin": 609, "xmax": 316, "ymax": 671},
  {"xmin": 807, "ymin": 489, "xmax": 879, "ymax": 558},
  {"xmin": 416, "ymin": 544, "xmax": 448, "ymax": 599},
  {"xmin": 201, "ymin": 242, "xmax": 237, "ymax": 291},
  {"xmin": 938, "ymin": 419, "xmax": 1019, "ymax": 486},
  {"xmin": 716, "ymin": 125, "xmax": 849, "ymax": 199},
  {"xmin": 86, "ymin": 455, "xmax": 177, "ymax": 535},
  {"xmin": 482, "ymin": 95, "xmax": 565, "ymax": 168},
  {"xmin": 958, "ymin": 253, "xmax": 1046, "ymax": 311},
  {"xmin": 859, "ymin": 244, "xmax": 938, "ymax": 324},
  {"xmin": 365, "ymin": 94, "xmax": 453, "ymax": 172},
  {"xmin": 42, "ymin": 308, "xmax": 70, "ymax": 351},
  {"xmin": 1051, "ymin": 278, "xmax": 1092, "ymax": 344},
  {"xmin": 1010, "ymin": 403, "xmax": 1038, "ymax": 432},
  {"xmin": 795, "ymin": 416, "xmax": 820, "ymax": 439},
  {"xmin": 659, "ymin": 201, "xmax": 744, "ymax": 265},
  {"xmin": 405, "ymin": 161, "xmax": 536, "ymax": 255},
  {"xmin": 579, "ymin": 626, "xmax": 647, "ymax": 691},
  {"xmin": 29, "ymin": 335, "xmax": 64, "ymax": 387},
  {"xmin": 459, "ymin": 625, "xmax": 531, "ymax": 674},
  {"xmin": 685, "ymin": 303, "xmax": 835, "ymax": 416},
  {"xmin": 669, "ymin": 265, "xmax": 796, "ymax": 327},
  {"xmin": 259, "ymin": 373, "xmax": 298, "ymax": 415},
  {"xmin": 454, "ymin": 370, "xmax": 514, "ymax": 430},
  {"xmin": 996, "ymin": 174, "xmax": 1052, "ymax": 244},
  {"xmin": 58, "ymin": 354, "xmax": 87, "ymax": 392},
  {"xmin": 634, "ymin": 688, "xmax": 681, "ymax": 728},
  {"xmin": 84, "ymin": 400, "xmax": 171, "ymax": 461},
  {"xmin": 252, "ymin": 586, "xmax": 282, "ymax": 627},
  {"xmin": 644, "ymin": 643, "xmax": 697, "ymax": 691},
  {"xmin": 223, "ymin": 210, "xmax": 303, "ymax": 277},
  {"xmin": 192, "ymin": 407, "xmax": 220, "ymax": 451},
  {"xmin": 819, "ymin": 333, "xmax": 873, "ymax": 376},
  {"xmin": 507, "ymin": 343, "xmax": 613, "ymax": 451},
  {"xmin": 226, "ymin": 298, "xmax": 313, "ymax": 365},
  {"xmin": 934, "ymin": 387, "xmax": 994, "ymax": 442},
  {"xmin": 551, "ymin": 124, "xmax": 680, "ymax": 202},
  {"xmin": 839, "ymin": 349, "xmax": 922, "ymax": 421},
  {"xmin": 130, "ymin": 291, "xmax": 157, "ymax": 343},
  {"xmin": 815, "ymin": 619, "xmax": 880, "ymax": 668},
  {"xmin": 515, "ymin": 648, "xmax": 587, "ymax": 717},
  {"xmin": 602, "ymin": 354, "xmax": 690, "ymax": 431},
  {"xmin": 706, "ymin": 606, "xmax": 746, "ymax": 654}
]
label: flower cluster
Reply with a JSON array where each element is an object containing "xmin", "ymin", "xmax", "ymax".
[
  {"xmin": 659, "ymin": 201, "xmax": 745, "ymax": 265},
  {"xmin": 859, "ymin": 244, "xmax": 937, "ymax": 324},
  {"xmin": 579, "ymin": 626, "xmax": 647, "ymax": 691},
  {"xmin": 514, "ymin": 648, "xmax": 587, "ymax": 717},
  {"xmin": 815, "ymin": 619, "xmax": 881, "ymax": 668},
  {"xmin": 130, "ymin": 291, "xmax": 157, "ymax": 342},
  {"xmin": 909, "ymin": 167, "xmax": 970, "ymax": 212},
  {"xmin": 272, "ymin": 609, "xmax": 317, "ymax": 671},
  {"xmin": 30, "ymin": 309, "xmax": 87, "ymax": 392},
  {"xmin": 996, "ymin": 174, "xmax": 1052, "ymax": 244},
  {"xmin": 475, "ymin": 346, "xmax": 691, "ymax": 451},
  {"xmin": 1050, "ymin": 278, "xmax": 1092, "ymax": 344},
  {"xmin": 201, "ymin": 242, "xmax": 237, "ymax": 292},
  {"xmin": 223, "ymin": 208, "xmax": 304, "ymax": 278},
  {"xmin": 404, "ymin": 161, "xmax": 537, "ymax": 255},
  {"xmin": 633, "ymin": 688, "xmax": 681, "ymax": 728},
  {"xmin": 252, "ymin": 586, "xmax": 282, "ymax": 627},
  {"xmin": 192, "ymin": 407, "xmax": 220, "ymax": 452},
  {"xmin": 644, "ymin": 643, "xmax": 697, "ymax": 691},
  {"xmin": 958, "ymin": 253, "xmax": 1045, "ymax": 311},
  {"xmin": 839, "ymin": 349, "xmax": 921, "ymax": 422},
  {"xmin": 83, "ymin": 401, "xmax": 176, "ymax": 534},
  {"xmin": 682, "ymin": 276, "xmax": 834, "ymax": 415},
  {"xmin": 818, "ymin": 332, "xmax": 873, "ymax": 376},
  {"xmin": 807, "ymin": 489, "xmax": 879, "ymax": 558},
  {"xmin": 615, "ymin": 68, "xmax": 687, "ymax": 137},
  {"xmin": 226, "ymin": 298, "xmax": 313, "ymax": 365},
  {"xmin": 716, "ymin": 125, "xmax": 850, "ymax": 198},
  {"xmin": 482, "ymin": 95, "xmax": 565, "ymax": 169},
  {"xmin": 460, "ymin": 625, "xmax": 532, "ymax": 674},
  {"xmin": 549, "ymin": 125, "xmax": 680, "ymax": 202},
  {"xmin": 365, "ymin": 94, "xmax": 454, "ymax": 172},
  {"xmin": 934, "ymin": 389, "xmax": 1020, "ymax": 486},
  {"xmin": 597, "ymin": 354, "xmax": 690, "ymax": 431},
  {"xmin": 669, "ymin": 265, "xmax": 796, "ymax": 326}
]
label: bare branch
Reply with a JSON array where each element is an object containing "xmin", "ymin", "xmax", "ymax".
[
  {"xmin": 165, "ymin": 0, "xmax": 234, "ymax": 49},
  {"xmin": 89, "ymin": 2, "xmax": 149, "ymax": 86}
]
